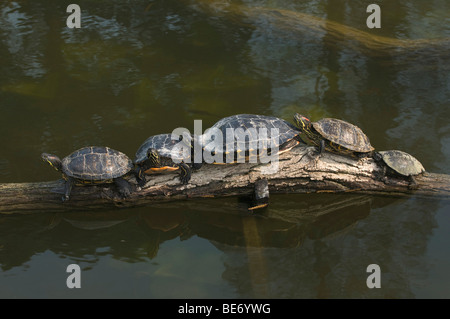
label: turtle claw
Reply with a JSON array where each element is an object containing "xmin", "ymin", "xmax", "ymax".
[
  {"xmin": 179, "ymin": 172, "xmax": 191, "ymax": 185},
  {"xmin": 180, "ymin": 176, "xmax": 190, "ymax": 185},
  {"xmin": 137, "ymin": 178, "xmax": 147, "ymax": 188},
  {"xmin": 407, "ymin": 176, "xmax": 419, "ymax": 190},
  {"xmin": 119, "ymin": 188, "xmax": 132, "ymax": 198},
  {"xmin": 306, "ymin": 146, "xmax": 320, "ymax": 158},
  {"xmin": 306, "ymin": 147, "xmax": 320, "ymax": 166}
]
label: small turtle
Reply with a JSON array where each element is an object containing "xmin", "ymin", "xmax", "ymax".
[
  {"xmin": 293, "ymin": 113, "xmax": 374, "ymax": 157},
  {"xmin": 134, "ymin": 133, "xmax": 199, "ymax": 185},
  {"xmin": 191, "ymin": 114, "xmax": 304, "ymax": 210},
  {"xmin": 42, "ymin": 146, "xmax": 134, "ymax": 202},
  {"xmin": 373, "ymin": 150, "xmax": 425, "ymax": 188}
]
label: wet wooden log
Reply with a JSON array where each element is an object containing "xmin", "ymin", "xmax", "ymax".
[
  {"xmin": 186, "ymin": 0, "xmax": 450, "ymax": 64},
  {"xmin": 0, "ymin": 146, "xmax": 448, "ymax": 214}
]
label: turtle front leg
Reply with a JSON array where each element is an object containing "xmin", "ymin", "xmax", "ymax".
[
  {"xmin": 178, "ymin": 162, "xmax": 192, "ymax": 184},
  {"xmin": 407, "ymin": 175, "xmax": 418, "ymax": 190},
  {"xmin": 306, "ymin": 139, "xmax": 324, "ymax": 166},
  {"xmin": 135, "ymin": 166, "xmax": 147, "ymax": 187},
  {"xmin": 248, "ymin": 179, "xmax": 269, "ymax": 211},
  {"xmin": 318, "ymin": 139, "xmax": 326, "ymax": 154},
  {"xmin": 63, "ymin": 177, "xmax": 75, "ymax": 202},
  {"xmin": 375, "ymin": 164, "xmax": 388, "ymax": 183},
  {"xmin": 114, "ymin": 177, "xmax": 133, "ymax": 198},
  {"xmin": 307, "ymin": 139, "xmax": 325, "ymax": 161}
]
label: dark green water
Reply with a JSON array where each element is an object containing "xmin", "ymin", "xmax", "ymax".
[{"xmin": 0, "ymin": 0, "xmax": 449, "ymax": 298}]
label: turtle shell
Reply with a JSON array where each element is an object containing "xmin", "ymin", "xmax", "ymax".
[
  {"xmin": 202, "ymin": 114, "xmax": 301, "ymax": 157},
  {"xmin": 134, "ymin": 133, "xmax": 190, "ymax": 164},
  {"xmin": 62, "ymin": 146, "xmax": 133, "ymax": 181},
  {"xmin": 378, "ymin": 150, "xmax": 425, "ymax": 176},
  {"xmin": 313, "ymin": 118, "xmax": 374, "ymax": 153}
]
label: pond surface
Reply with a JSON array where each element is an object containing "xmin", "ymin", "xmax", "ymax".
[{"xmin": 0, "ymin": 0, "xmax": 449, "ymax": 298}]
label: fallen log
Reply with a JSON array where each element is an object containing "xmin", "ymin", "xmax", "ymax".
[{"xmin": 0, "ymin": 146, "xmax": 448, "ymax": 214}]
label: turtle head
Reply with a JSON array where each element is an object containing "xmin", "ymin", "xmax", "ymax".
[
  {"xmin": 180, "ymin": 131, "xmax": 194, "ymax": 148},
  {"xmin": 146, "ymin": 148, "xmax": 161, "ymax": 167},
  {"xmin": 293, "ymin": 113, "xmax": 312, "ymax": 132},
  {"xmin": 372, "ymin": 151, "xmax": 383, "ymax": 162},
  {"xmin": 41, "ymin": 153, "xmax": 63, "ymax": 172}
]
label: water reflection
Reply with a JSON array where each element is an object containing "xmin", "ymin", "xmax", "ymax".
[
  {"xmin": 0, "ymin": 2, "xmax": 48, "ymax": 79},
  {"xmin": 0, "ymin": 194, "xmax": 440, "ymax": 297},
  {"xmin": 0, "ymin": 194, "xmax": 372, "ymax": 265}
]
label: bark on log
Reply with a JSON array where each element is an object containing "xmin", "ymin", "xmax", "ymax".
[
  {"xmin": 186, "ymin": 0, "xmax": 450, "ymax": 65},
  {"xmin": 0, "ymin": 146, "xmax": 448, "ymax": 214}
]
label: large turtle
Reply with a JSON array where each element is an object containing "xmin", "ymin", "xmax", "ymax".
[
  {"xmin": 293, "ymin": 113, "xmax": 374, "ymax": 157},
  {"xmin": 196, "ymin": 114, "xmax": 303, "ymax": 165},
  {"xmin": 41, "ymin": 146, "xmax": 134, "ymax": 202},
  {"xmin": 373, "ymin": 150, "xmax": 425, "ymax": 188},
  {"xmin": 190, "ymin": 114, "xmax": 305, "ymax": 210},
  {"xmin": 134, "ymin": 133, "xmax": 199, "ymax": 185}
]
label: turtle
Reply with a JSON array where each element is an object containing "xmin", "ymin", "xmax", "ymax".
[
  {"xmin": 195, "ymin": 114, "xmax": 304, "ymax": 165},
  {"xmin": 373, "ymin": 150, "xmax": 425, "ymax": 188},
  {"xmin": 134, "ymin": 133, "xmax": 200, "ymax": 185},
  {"xmin": 41, "ymin": 146, "xmax": 134, "ymax": 202},
  {"xmin": 189, "ymin": 114, "xmax": 305, "ymax": 210},
  {"xmin": 293, "ymin": 113, "xmax": 374, "ymax": 157}
]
